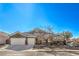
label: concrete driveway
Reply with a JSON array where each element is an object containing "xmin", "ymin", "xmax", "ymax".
[{"xmin": 5, "ymin": 45, "xmax": 34, "ymax": 51}]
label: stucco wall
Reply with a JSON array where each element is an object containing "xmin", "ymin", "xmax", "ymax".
[{"xmin": 0, "ymin": 39, "xmax": 6, "ymax": 44}]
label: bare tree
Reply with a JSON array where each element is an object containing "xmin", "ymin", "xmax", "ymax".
[{"xmin": 45, "ymin": 26, "xmax": 54, "ymax": 46}]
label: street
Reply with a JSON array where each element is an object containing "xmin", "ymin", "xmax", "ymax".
[{"xmin": 0, "ymin": 51, "xmax": 79, "ymax": 56}]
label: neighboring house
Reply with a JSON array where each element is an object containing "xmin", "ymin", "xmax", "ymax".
[{"xmin": 0, "ymin": 32, "xmax": 9, "ymax": 44}]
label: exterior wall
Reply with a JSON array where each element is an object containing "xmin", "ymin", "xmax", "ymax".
[
  {"xmin": 10, "ymin": 38, "xmax": 26, "ymax": 45},
  {"xmin": 0, "ymin": 39, "xmax": 6, "ymax": 44}
]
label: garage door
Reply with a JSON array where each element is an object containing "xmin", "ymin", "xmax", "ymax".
[
  {"xmin": 27, "ymin": 38, "xmax": 35, "ymax": 45},
  {"xmin": 10, "ymin": 38, "xmax": 26, "ymax": 45}
]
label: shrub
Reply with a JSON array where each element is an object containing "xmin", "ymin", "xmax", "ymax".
[
  {"xmin": 73, "ymin": 42, "xmax": 79, "ymax": 47},
  {"xmin": 66, "ymin": 42, "xmax": 74, "ymax": 47}
]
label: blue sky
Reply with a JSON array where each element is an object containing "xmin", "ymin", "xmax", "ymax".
[{"xmin": 0, "ymin": 3, "xmax": 79, "ymax": 38}]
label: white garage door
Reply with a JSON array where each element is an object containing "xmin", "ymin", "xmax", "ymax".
[
  {"xmin": 10, "ymin": 38, "xmax": 26, "ymax": 45},
  {"xmin": 27, "ymin": 38, "xmax": 35, "ymax": 45}
]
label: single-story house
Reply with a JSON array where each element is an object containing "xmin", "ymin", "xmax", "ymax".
[
  {"xmin": 7, "ymin": 32, "xmax": 37, "ymax": 45},
  {"xmin": 0, "ymin": 28, "xmax": 67, "ymax": 46}
]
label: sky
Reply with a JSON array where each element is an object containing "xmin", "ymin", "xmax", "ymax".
[{"xmin": 0, "ymin": 3, "xmax": 79, "ymax": 38}]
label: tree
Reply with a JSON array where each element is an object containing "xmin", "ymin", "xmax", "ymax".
[
  {"xmin": 62, "ymin": 31, "xmax": 73, "ymax": 39},
  {"xmin": 32, "ymin": 28, "xmax": 46, "ymax": 45},
  {"xmin": 45, "ymin": 26, "xmax": 54, "ymax": 46},
  {"xmin": 53, "ymin": 33, "xmax": 65, "ymax": 46},
  {"xmin": 46, "ymin": 26, "xmax": 53, "ymax": 34},
  {"xmin": 61, "ymin": 31, "xmax": 73, "ymax": 45}
]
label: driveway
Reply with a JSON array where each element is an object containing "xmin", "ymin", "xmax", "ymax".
[{"xmin": 5, "ymin": 45, "xmax": 34, "ymax": 51}]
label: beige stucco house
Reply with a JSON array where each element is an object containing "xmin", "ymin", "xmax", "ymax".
[
  {"xmin": 8, "ymin": 32, "xmax": 36, "ymax": 46},
  {"xmin": 0, "ymin": 29, "xmax": 66, "ymax": 47}
]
